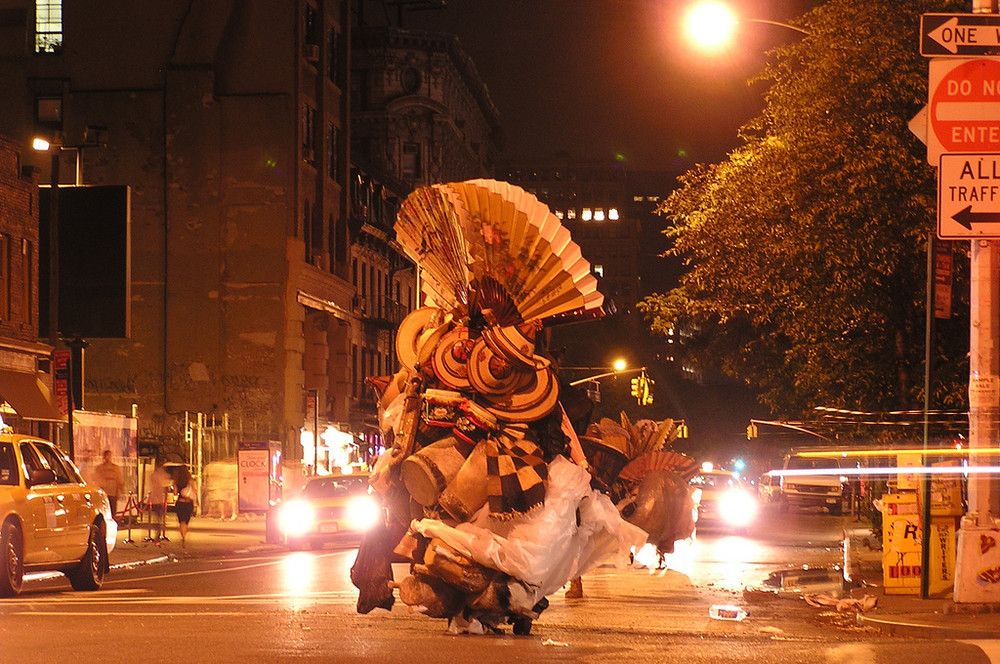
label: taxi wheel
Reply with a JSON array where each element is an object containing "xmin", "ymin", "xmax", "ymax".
[
  {"xmin": 0, "ymin": 521, "xmax": 24, "ymax": 597},
  {"xmin": 68, "ymin": 523, "xmax": 106, "ymax": 591}
]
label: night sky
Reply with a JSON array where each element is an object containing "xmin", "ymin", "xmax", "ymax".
[{"xmin": 399, "ymin": 0, "xmax": 819, "ymax": 172}]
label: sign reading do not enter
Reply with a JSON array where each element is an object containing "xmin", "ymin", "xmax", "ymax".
[{"xmin": 928, "ymin": 58, "xmax": 1000, "ymax": 163}]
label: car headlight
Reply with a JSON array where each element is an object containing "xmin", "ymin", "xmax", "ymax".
[
  {"xmin": 280, "ymin": 500, "xmax": 316, "ymax": 537},
  {"xmin": 719, "ymin": 490, "xmax": 757, "ymax": 528},
  {"xmin": 345, "ymin": 495, "xmax": 381, "ymax": 532}
]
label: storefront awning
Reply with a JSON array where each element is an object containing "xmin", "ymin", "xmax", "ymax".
[{"xmin": 0, "ymin": 369, "xmax": 61, "ymax": 421}]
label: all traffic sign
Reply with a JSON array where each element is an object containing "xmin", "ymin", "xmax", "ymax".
[
  {"xmin": 928, "ymin": 58, "xmax": 1000, "ymax": 163},
  {"xmin": 938, "ymin": 153, "xmax": 1000, "ymax": 238},
  {"xmin": 922, "ymin": 14, "xmax": 1000, "ymax": 57}
]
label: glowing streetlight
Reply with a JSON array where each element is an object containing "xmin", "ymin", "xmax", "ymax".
[
  {"xmin": 684, "ymin": 1, "xmax": 739, "ymax": 51},
  {"xmin": 683, "ymin": 1, "xmax": 810, "ymax": 52},
  {"xmin": 612, "ymin": 358, "xmax": 627, "ymax": 372}
]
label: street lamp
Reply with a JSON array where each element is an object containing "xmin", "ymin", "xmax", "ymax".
[
  {"xmin": 32, "ymin": 127, "xmax": 106, "ymax": 458},
  {"xmin": 683, "ymin": 0, "xmax": 809, "ymax": 52}
]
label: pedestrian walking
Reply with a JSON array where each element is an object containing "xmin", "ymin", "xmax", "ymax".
[
  {"xmin": 96, "ymin": 449, "xmax": 125, "ymax": 518},
  {"xmin": 148, "ymin": 458, "xmax": 172, "ymax": 541},
  {"xmin": 174, "ymin": 465, "xmax": 199, "ymax": 548}
]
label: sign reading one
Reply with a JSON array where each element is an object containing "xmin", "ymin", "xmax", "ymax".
[
  {"xmin": 922, "ymin": 14, "xmax": 1000, "ymax": 57},
  {"xmin": 928, "ymin": 58, "xmax": 1000, "ymax": 163},
  {"xmin": 938, "ymin": 153, "xmax": 1000, "ymax": 238}
]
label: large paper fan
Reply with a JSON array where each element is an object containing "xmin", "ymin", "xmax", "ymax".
[
  {"xmin": 395, "ymin": 179, "xmax": 603, "ymax": 323},
  {"xmin": 395, "ymin": 185, "xmax": 470, "ymax": 310},
  {"xmin": 444, "ymin": 179, "xmax": 603, "ymax": 322}
]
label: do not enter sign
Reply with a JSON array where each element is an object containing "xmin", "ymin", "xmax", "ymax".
[{"xmin": 928, "ymin": 58, "xmax": 1000, "ymax": 163}]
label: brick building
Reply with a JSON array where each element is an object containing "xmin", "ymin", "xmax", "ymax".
[{"xmin": 0, "ymin": 134, "xmax": 57, "ymax": 431}]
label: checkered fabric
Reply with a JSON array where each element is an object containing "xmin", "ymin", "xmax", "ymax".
[{"xmin": 484, "ymin": 434, "xmax": 547, "ymax": 519}]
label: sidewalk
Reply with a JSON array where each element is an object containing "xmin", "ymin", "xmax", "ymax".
[
  {"xmin": 108, "ymin": 513, "xmax": 278, "ymax": 567},
  {"xmin": 844, "ymin": 522, "xmax": 1000, "ymax": 639}
]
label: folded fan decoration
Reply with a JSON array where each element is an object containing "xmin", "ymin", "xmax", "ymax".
[{"xmin": 395, "ymin": 179, "xmax": 604, "ymax": 325}]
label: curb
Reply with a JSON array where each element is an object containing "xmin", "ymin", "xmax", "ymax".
[{"xmin": 856, "ymin": 611, "xmax": 1000, "ymax": 639}]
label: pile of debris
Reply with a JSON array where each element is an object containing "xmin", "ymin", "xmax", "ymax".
[{"xmin": 349, "ymin": 180, "xmax": 699, "ymax": 634}]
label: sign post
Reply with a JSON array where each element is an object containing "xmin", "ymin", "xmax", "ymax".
[{"xmin": 923, "ymin": 11, "xmax": 1000, "ymax": 603}]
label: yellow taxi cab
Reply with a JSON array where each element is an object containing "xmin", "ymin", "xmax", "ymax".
[
  {"xmin": 689, "ymin": 465, "xmax": 758, "ymax": 534},
  {"xmin": 277, "ymin": 472, "xmax": 382, "ymax": 550},
  {"xmin": 1, "ymin": 434, "xmax": 117, "ymax": 596}
]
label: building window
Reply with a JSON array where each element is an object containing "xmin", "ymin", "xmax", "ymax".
[
  {"xmin": 609, "ymin": 208, "xmax": 620, "ymax": 220},
  {"xmin": 21, "ymin": 240, "xmax": 32, "ymax": 324},
  {"xmin": 35, "ymin": 0, "xmax": 62, "ymax": 53},
  {"xmin": 594, "ymin": 208, "xmax": 606, "ymax": 222},
  {"xmin": 402, "ymin": 142, "xmax": 421, "ymax": 179},
  {"xmin": 593, "ymin": 264, "xmax": 604, "ymax": 278},
  {"xmin": 302, "ymin": 105, "xmax": 317, "ymax": 164},
  {"xmin": 328, "ymin": 27, "xmax": 339, "ymax": 85},
  {"xmin": 0, "ymin": 235, "xmax": 8, "ymax": 319},
  {"xmin": 401, "ymin": 67, "xmax": 422, "ymax": 94},
  {"xmin": 581, "ymin": 208, "xmax": 593, "ymax": 221},
  {"xmin": 304, "ymin": 3, "xmax": 319, "ymax": 46},
  {"xmin": 555, "ymin": 210, "xmax": 564, "ymax": 220},
  {"xmin": 566, "ymin": 209, "xmax": 576, "ymax": 220},
  {"xmin": 328, "ymin": 123, "xmax": 339, "ymax": 180},
  {"xmin": 351, "ymin": 345, "xmax": 358, "ymax": 398},
  {"xmin": 352, "ymin": 258, "xmax": 358, "ymax": 286}
]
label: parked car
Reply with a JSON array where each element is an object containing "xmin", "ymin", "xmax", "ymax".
[
  {"xmin": 0, "ymin": 434, "xmax": 118, "ymax": 596},
  {"xmin": 778, "ymin": 453, "xmax": 846, "ymax": 515},
  {"xmin": 690, "ymin": 467, "xmax": 758, "ymax": 533},
  {"xmin": 276, "ymin": 473, "xmax": 382, "ymax": 550},
  {"xmin": 757, "ymin": 472, "xmax": 780, "ymax": 505}
]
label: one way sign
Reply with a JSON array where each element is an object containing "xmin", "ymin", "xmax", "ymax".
[
  {"xmin": 922, "ymin": 14, "xmax": 1000, "ymax": 56},
  {"xmin": 939, "ymin": 153, "xmax": 1000, "ymax": 238}
]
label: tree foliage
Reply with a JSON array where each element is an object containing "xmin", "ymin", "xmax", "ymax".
[{"xmin": 639, "ymin": 0, "xmax": 970, "ymax": 419}]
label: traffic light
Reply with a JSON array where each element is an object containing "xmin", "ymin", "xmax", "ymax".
[
  {"xmin": 746, "ymin": 423, "xmax": 759, "ymax": 439},
  {"xmin": 630, "ymin": 377, "xmax": 641, "ymax": 400},
  {"xmin": 641, "ymin": 377, "xmax": 654, "ymax": 406},
  {"xmin": 677, "ymin": 423, "xmax": 689, "ymax": 438}
]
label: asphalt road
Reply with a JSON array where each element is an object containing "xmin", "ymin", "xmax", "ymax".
[{"xmin": 1, "ymin": 507, "xmax": 996, "ymax": 664}]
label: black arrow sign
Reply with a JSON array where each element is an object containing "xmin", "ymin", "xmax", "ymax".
[
  {"xmin": 953, "ymin": 205, "xmax": 1000, "ymax": 229},
  {"xmin": 921, "ymin": 13, "xmax": 1000, "ymax": 56}
]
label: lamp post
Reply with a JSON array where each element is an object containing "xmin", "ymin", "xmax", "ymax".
[{"xmin": 33, "ymin": 128, "xmax": 105, "ymax": 459}]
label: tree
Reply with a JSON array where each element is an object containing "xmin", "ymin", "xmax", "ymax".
[{"xmin": 639, "ymin": 0, "xmax": 969, "ymax": 420}]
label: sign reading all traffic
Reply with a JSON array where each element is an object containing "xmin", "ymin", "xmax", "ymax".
[
  {"xmin": 922, "ymin": 14, "xmax": 1000, "ymax": 57},
  {"xmin": 938, "ymin": 153, "xmax": 1000, "ymax": 238},
  {"xmin": 927, "ymin": 58, "xmax": 1000, "ymax": 163}
]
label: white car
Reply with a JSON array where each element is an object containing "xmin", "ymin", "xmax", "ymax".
[{"xmin": 0, "ymin": 435, "xmax": 117, "ymax": 596}]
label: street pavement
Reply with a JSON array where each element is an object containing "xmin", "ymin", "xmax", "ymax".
[{"xmin": 106, "ymin": 513, "xmax": 1000, "ymax": 641}]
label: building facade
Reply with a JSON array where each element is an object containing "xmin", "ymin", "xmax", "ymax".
[
  {"xmin": 346, "ymin": 22, "xmax": 502, "ymax": 445},
  {"xmin": 0, "ymin": 1, "xmax": 355, "ymax": 465},
  {"xmin": 0, "ymin": 1, "xmax": 501, "ymax": 472},
  {"xmin": 0, "ymin": 134, "xmax": 55, "ymax": 431}
]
